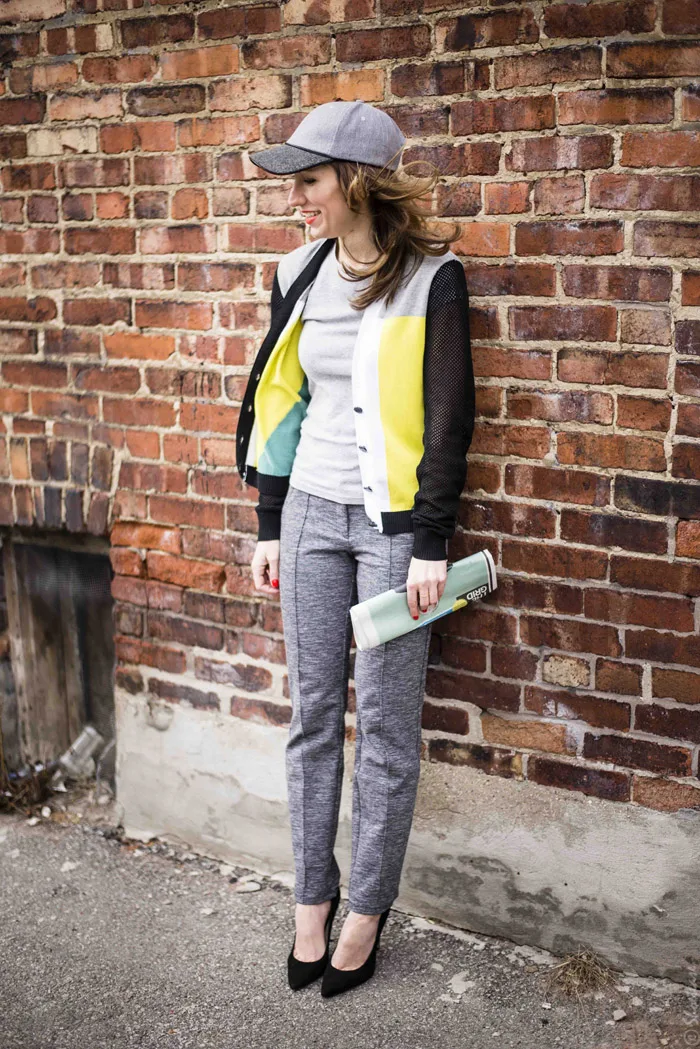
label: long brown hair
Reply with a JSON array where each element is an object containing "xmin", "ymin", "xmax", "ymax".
[{"xmin": 327, "ymin": 150, "xmax": 462, "ymax": 311}]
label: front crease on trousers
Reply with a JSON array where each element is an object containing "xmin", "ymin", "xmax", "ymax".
[{"xmin": 278, "ymin": 484, "xmax": 433, "ymax": 915}]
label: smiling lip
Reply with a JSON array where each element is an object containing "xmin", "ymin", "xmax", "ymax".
[{"xmin": 302, "ymin": 213, "xmax": 320, "ymax": 224}]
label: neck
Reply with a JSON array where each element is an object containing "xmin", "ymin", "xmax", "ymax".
[{"xmin": 335, "ymin": 226, "xmax": 379, "ymax": 270}]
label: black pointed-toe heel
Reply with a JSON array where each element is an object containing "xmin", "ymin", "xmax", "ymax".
[
  {"xmin": 320, "ymin": 906, "xmax": 391, "ymax": 998},
  {"xmin": 287, "ymin": 889, "xmax": 341, "ymax": 991}
]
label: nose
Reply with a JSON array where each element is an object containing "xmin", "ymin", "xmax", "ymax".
[{"xmin": 288, "ymin": 184, "xmax": 305, "ymax": 208}]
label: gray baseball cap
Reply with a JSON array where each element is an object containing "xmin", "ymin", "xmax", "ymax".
[{"xmin": 249, "ymin": 100, "xmax": 406, "ymax": 175}]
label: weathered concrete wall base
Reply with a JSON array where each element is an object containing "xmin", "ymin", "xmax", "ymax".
[{"xmin": 116, "ymin": 692, "xmax": 700, "ymax": 988}]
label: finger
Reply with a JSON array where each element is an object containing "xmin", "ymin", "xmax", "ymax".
[
  {"xmin": 407, "ymin": 584, "xmax": 419, "ymax": 619},
  {"xmin": 268, "ymin": 556, "xmax": 279, "ymax": 588},
  {"xmin": 429, "ymin": 583, "xmax": 439, "ymax": 611},
  {"xmin": 419, "ymin": 586, "xmax": 431, "ymax": 613}
]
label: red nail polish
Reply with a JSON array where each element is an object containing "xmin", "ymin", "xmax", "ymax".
[
  {"xmin": 272, "ymin": 579, "xmax": 279, "ymax": 588},
  {"xmin": 412, "ymin": 614, "xmax": 419, "ymax": 620}
]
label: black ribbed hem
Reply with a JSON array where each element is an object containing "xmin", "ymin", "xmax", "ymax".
[
  {"xmin": 255, "ymin": 507, "xmax": 282, "ymax": 542},
  {"xmin": 411, "ymin": 526, "xmax": 449, "ymax": 561}
]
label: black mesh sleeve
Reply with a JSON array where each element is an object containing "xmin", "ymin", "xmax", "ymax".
[
  {"xmin": 411, "ymin": 259, "xmax": 475, "ymax": 561},
  {"xmin": 255, "ymin": 266, "xmax": 289, "ymax": 543}
]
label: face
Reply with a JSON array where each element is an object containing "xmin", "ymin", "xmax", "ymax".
[{"xmin": 287, "ymin": 164, "xmax": 354, "ymax": 238}]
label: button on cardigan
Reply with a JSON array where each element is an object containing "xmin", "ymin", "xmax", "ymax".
[{"xmin": 235, "ymin": 236, "xmax": 475, "ymax": 562}]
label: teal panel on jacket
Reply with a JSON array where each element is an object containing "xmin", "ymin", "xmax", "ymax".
[{"xmin": 257, "ymin": 376, "xmax": 310, "ymax": 476}]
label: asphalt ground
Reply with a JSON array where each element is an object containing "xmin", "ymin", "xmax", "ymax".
[{"xmin": 1, "ymin": 803, "xmax": 698, "ymax": 1049}]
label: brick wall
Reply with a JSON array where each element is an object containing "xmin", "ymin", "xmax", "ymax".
[{"xmin": 0, "ymin": 0, "xmax": 699, "ymax": 812}]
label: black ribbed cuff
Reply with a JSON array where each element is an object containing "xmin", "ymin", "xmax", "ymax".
[
  {"xmin": 411, "ymin": 526, "xmax": 449, "ymax": 561},
  {"xmin": 255, "ymin": 507, "xmax": 281, "ymax": 542}
]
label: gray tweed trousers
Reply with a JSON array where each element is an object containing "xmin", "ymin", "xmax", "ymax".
[{"xmin": 278, "ymin": 483, "xmax": 433, "ymax": 915}]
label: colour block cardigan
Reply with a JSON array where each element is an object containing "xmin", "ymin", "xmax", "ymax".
[{"xmin": 235, "ymin": 236, "xmax": 475, "ymax": 561}]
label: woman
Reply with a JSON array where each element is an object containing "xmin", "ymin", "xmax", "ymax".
[{"xmin": 235, "ymin": 100, "xmax": 475, "ymax": 997}]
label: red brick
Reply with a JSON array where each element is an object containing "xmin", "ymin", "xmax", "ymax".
[
  {"xmin": 160, "ymin": 43, "xmax": 239, "ymax": 81},
  {"xmin": 230, "ymin": 696, "xmax": 289, "ymax": 726},
  {"xmin": 59, "ymin": 157, "xmax": 128, "ymax": 188},
  {"xmin": 622, "ymin": 130, "xmax": 700, "ymax": 168},
  {"xmin": 682, "ymin": 85, "xmax": 700, "ymax": 120},
  {"xmin": 438, "ymin": 8, "xmax": 539, "ymax": 51},
  {"xmin": 119, "ymin": 461, "xmax": 187, "ymax": 494},
  {"xmin": 45, "ymin": 329, "xmax": 100, "ymax": 356},
  {"xmin": 134, "ymin": 154, "xmax": 210, "ymax": 185},
  {"xmin": 242, "ymin": 33, "xmax": 331, "ymax": 70},
  {"xmin": 178, "ymin": 262, "xmax": 248, "ymax": 293},
  {"xmin": 134, "ymin": 300, "xmax": 213, "ymax": 331},
  {"xmin": 31, "ymin": 390, "xmax": 98, "ymax": 421},
  {"xmin": 0, "ymin": 229, "xmax": 60, "ymax": 254},
  {"xmin": 663, "ymin": 0, "xmax": 700, "ymax": 33},
  {"xmin": 96, "ymin": 192, "xmax": 129, "ymax": 220},
  {"xmin": 63, "ymin": 298, "xmax": 130, "ymax": 326},
  {"xmin": 65, "ymin": 227, "xmax": 135, "ymax": 255},
  {"xmin": 72, "ymin": 364, "xmax": 140, "ymax": 394},
  {"xmin": 607, "ymin": 40, "xmax": 700, "ymax": 77},
  {"xmin": 533, "ymin": 174, "xmax": 585, "ymax": 215},
  {"xmin": 146, "ymin": 551, "xmax": 225, "ymax": 592},
  {"xmin": 116, "ymin": 638, "xmax": 186, "ymax": 675},
  {"xmin": 482, "ymin": 714, "xmax": 572, "ymax": 755},
  {"xmin": 49, "ymin": 91, "xmax": 121, "ymax": 122},
  {"xmin": 2, "ymin": 162, "xmax": 55, "ymax": 192},
  {"xmin": 508, "ymin": 134, "xmax": 613, "ymax": 172},
  {"xmin": 112, "ymin": 522, "xmax": 182, "ymax": 553},
  {"xmin": 83, "ymin": 55, "xmax": 157, "ymax": 84},
  {"xmin": 103, "ymin": 397, "xmax": 175, "ymax": 428},
  {"xmin": 510, "ymin": 305, "xmax": 617, "ymax": 342},
  {"xmin": 633, "ymin": 777, "xmax": 700, "ymax": 812},
  {"xmin": 169, "ymin": 187, "xmax": 207, "ymax": 220},
  {"xmin": 486, "ymin": 182, "xmax": 531, "ymax": 215},
  {"xmin": 544, "ymin": 1, "xmax": 655, "ymax": 37},
  {"xmin": 149, "ymin": 495, "xmax": 225, "ymax": 530},
  {"xmin": 562, "ymin": 265, "xmax": 672, "ymax": 301},
  {"xmin": 0, "ymin": 96, "xmax": 45, "ymax": 125},
  {"xmin": 452, "ymin": 95, "xmax": 554, "ymax": 135},
  {"xmin": 421, "ymin": 701, "xmax": 470, "ymax": 736},
  {"xmin": 528, "ymin": 756, "xmax": 630, "ymax": 802},
  {"xmin": 139, "ymin": 225, "xmax": 216, "ymax": 254},
  {"xmin": 426, "ymin": 736, "xmax": 520, "ymax": 778},
  {"xmin": 516, "ymin": 220, "xmax": 623, "ymax": 256},
  {"xmin": 104, "ymin": 332, "xmax": 175, "ymax": 360},
  {"xmin": 652, "ymin": 667, "xmax": 700, "ymax": 705},
  {"xmin": 559, "ymin": 88, "xmax": 673, "ymax": 126},
  {"xmin": 0, "ymin": 297, "xmax": 57, "ymax": 323},
  {"xmin": 0, "ymin": 134, "xmax": 27, "ymax": 161},
  {"xmin": 149, "ymin": 678, "xmax": 220, "ymax": 709},
  {"xmin": 102, "ymin": 122, "xmax": 176, "ymax": 155},
  {"xmin": 635, "ymin": 702, "xmax": 700, "ymax": 742},
  {"xmin": 391, "ymin": 59, "xmax": 489, "ymax": 98},
  {"xmin": 2, "ymin": 361, "xmax": 67, "ymax": 388},
  {"xmin": 494, "ymin": 47, "xmax": 601, "ymax": 90},
  {"xmin": 209, "ymin": 75, "xmax": 291, "ymax": 114},
  {"xmin": 126, "ymin": 84, "xmax": 205, "ymax": 117},
  {"xmin": 634, "ymin": 221, "xmax": 700, "ymax": 258},
  {"xmin": 121, "ymin": 14, "xmax": 194, "ymax": 50},
  {"xmin": 198, "ymin": 4, "xmax": 279, "ymax": 41}
]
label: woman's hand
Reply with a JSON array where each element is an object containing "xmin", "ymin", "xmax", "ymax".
[
  {"xmin": 406, "ymin": 557, "xmax": 448, "ymax": 619},
  {"xmin": 252, "ymin": 539, "xmax": 280, "ymax": 596}
]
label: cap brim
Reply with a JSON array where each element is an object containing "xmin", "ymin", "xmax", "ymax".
[{"xmin": 249, "ymin": 142, "xmax": 334, "ymax": 174}]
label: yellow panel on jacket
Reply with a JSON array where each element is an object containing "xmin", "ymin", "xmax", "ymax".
[
  {"xmin": 378, "ymin": 315, "xmax": 426, "ymax": 510},
  {"xmin": 254, "ymin": 315, "xmax": 309, "ymax": 476}
]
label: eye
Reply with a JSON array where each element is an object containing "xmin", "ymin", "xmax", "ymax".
[{"xmin": 303, "ymin": 178, "xmax": 316, "ymax": 185}]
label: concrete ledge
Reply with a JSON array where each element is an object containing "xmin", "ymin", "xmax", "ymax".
[{"xmin": 116, "ymin": 690, "xmax": 700, "ymax": 987}]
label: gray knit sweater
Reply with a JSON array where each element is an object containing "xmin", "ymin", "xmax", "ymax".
[{"xmin": 288, "ymin": 244, "xmax": 371, "ymax": 504}]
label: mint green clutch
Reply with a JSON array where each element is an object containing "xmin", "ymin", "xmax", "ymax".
[{"xmin": 349, "ymin": 550, "xmax": 497, "ymax": 651}]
